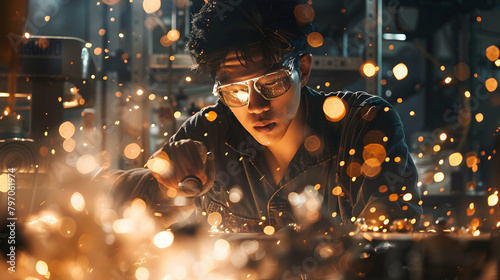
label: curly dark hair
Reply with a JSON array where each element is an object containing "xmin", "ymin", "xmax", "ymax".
[{"xmin": 187, "ymin": 0, "xmax": 315, "ymax": 75}]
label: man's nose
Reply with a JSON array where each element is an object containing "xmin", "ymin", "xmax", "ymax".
[{"xmin": 247, "ymin": 82, "xmax": 270, "ymax": 114}]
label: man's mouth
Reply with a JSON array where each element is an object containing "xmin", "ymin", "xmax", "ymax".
[{"xmin": 254, "ymin": 122, "xmax": 276, "ymax": 133}]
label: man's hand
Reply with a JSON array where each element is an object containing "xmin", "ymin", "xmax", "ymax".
[{"xmin": 146, "ymin": 139, "xmax": 214, "ymax": 197}]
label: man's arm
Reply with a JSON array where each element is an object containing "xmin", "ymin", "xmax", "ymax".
[{"xmin": 337, "ymin": 93, "xmax": 422, "ymax": 227}]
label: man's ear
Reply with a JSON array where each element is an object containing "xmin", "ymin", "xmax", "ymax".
[{"xmin": 299, "ymin": 53, "xmax": 312, "ymax": 88}]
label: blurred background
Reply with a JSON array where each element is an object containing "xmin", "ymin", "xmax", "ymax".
[{"xmin": 1, "ymin": 0, "xmax": 500, "ymax": 230}]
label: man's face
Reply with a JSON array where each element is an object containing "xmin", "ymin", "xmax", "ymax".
[{"xmin": 215, "ymin": 52, "xmax": 303, "ymax": 147}]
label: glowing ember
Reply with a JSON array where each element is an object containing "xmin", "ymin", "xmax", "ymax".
[
  {"xmin": 434, "ymin": 172, "xmax": 445, "ymax": 183},
  {"xmin": 323, "ymin": 96, "xmax": 346, "ymax": 122},
  {"xmin": 392, "ymin": 63, "xmax": 408, "ymax": 80},
  {"xmin": 153, "ymin": 230, "xmax": 174, "ymax": 248},
  {"xmin": 439, "ymin": 133, "xmax": 447, "ymax": 141},
  {"xmin": 263, "ymin": 225, "xmax": 275, "ymax": 235},
  {"xmin": 143, "ymin": 0, "xmax": 161, "ymax": 14},
  {"xmin": 71, "ymin": 192, "xmax": 85, "ymax": 211},
  {"xmin": 36, "ymin": 260, "xmax": 49, "ymax": 276},
  {"xmin": 307, "ymin": 32, "xmax": 323, "ymax": 48},
  {"xmin": 124, "ymin": 143, "xmax": 141, "ymax": 159},
  {"xmin": 361, "ymin": 62, "xmax": 377, "ymax": 78},
  {"xmin": 59, "ymin": 121, "xmax": 76, "ymax": 139},
  {"xmin": 488, "ymin": 194, "xmax": 499, "ymax": 207}
]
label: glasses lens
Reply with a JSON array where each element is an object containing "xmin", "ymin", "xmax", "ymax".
[
  {"xmin": 219, "ymin": 84, "xmax": 250, "ymax": 107},
  {"xmin": 254, "ymin": 70, "xmax": 292, "ymax": 99}
]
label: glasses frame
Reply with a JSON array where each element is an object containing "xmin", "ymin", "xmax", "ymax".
[{"xmin": 212, "ymin": 57, "xmax": 297, "ymax": 107}]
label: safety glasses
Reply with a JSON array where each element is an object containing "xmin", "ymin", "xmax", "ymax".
[{"xmin": 212, "ymin": 58, "xmax": 296, "ymax": 107}]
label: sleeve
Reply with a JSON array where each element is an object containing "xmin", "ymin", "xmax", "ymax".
[{"xmin": 337, "ymin": 93, "xmax": 422, "ymax": 227}]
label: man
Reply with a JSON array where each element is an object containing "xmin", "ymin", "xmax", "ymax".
[{"xmin": 112, "ymin": 0, "xmax": 422, "ymax": 233}]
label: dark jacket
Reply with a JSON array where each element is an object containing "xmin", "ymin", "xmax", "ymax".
[{"xmin": 112, "ymin": 88, "xmax": 422, "ymax": 232}]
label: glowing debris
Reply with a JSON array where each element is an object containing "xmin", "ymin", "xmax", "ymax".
[
  {"xmin": 174, "ymin": 111, "xmax": 181, "ymax": 118},
  {"xmin": 392, "ymin": 63, "xmax": 408, "ymax": 80},
  {"xmin": 439, "ymin": 133, "xmax": 447, "ymax": 141},
  {"xmin": 153, "ymin": 231, "xmax": 174, "ymax": 248},
  {"xmin": 71, "ymin": 192, "xmax": 85, "ymax": 211},
  {"xmin": 185, "ymin": 76, "xmax": 192, "ymax": 82},
  {"xmin": 323, "ymin": 96, "xmax": 346, "ymax": 122},
  {"xmin": 464, "ymin": 91, "xmax": 471, "ymax": 98},
  {"xmin": 94, "ymin": 47, "xmax": 102, "ymax": 55}
]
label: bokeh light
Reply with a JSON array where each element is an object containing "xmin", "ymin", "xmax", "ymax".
[
  {"xmin": 434, "ymin": 172, "xmax": 445, "ymax": 183},
  {"xmin": 205, "ymin": 111, "xmax": 217, "ymax": 122},
  {"xmin": 124, "ymin": 143, "xmax": 141, "ymax": 159},
  {"xmin": 488, "ymin": 193, "xmax": 499, "ymax": 207},
  {"xmin": 136, "ymin": 267, "xmax": 150, "ymax": 280},
  {"xmin": 71, "ymin": 192, "xmax": 85, "ymax": 211},
  {"xmin": 307, "ymin": 32, "xmax": 323, "ymax": 48},
  {"xmin": 143, "ymin": 0, "xmax": 161, "ymax": 14},
  {"xmin": 59, "ymin": 121, "xmax": 75, "ymax": 139},
  {"xmin": 323, "ymin": 96, "xmax": 346, "ymax": 122},
  {"xmin": 449, "ymin": 152, "xmax": 463, "ymax": 166},
  {"xmin": 76, "ymin": 154, "xmax": 97, "ymax": 174},
  {"xmin": 167, "ymin": 29, "xmax": 180, "ymax": 42},
  {"xmin": 153, "ymin": 231, "xmax": 174, "ymax": 248},
  {"xmin": 362, "ymin": 62, "xmax": 377, "ymax": 78},
  {"xmin": 485, "ymin": 77, "xmax": 498, "ymax": 92},
  {"xmin": 392, "ymin": 63, "xmax": 408, "ymax": 80},
  {"xmin": 294, "ymin": 4, "xmax": 315, "ymax": 25},
  {"xmin": 36, "ymin": 260, "xmax": 49, "ymax": 276},
  {"xmin": 486, "ymin": 45, "xmax": 500, "ymax": 61}
]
